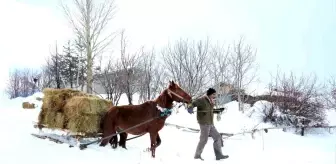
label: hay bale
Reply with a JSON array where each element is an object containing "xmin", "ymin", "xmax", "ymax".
[
  {"xmin": 42, "ymin": 88, "xmax": 98, "ymax": 113},
  {"xmin": 22, "ymin": 102, "xmax": 35, "ymax": 109},
  {"xmin": 64, "ymin": 96, "xmax": 112, "ymax": 133},
  {"xmin": 67, "ymin": 114, "xmax": 101, "ymax": 133},
  {"xmin": 42, "ymin": 112, "xmax": 65, "ymax": 129},
  {"xmin": 64, "ymin": 96, "xmax": 112, "ymax": 118},
  {"xmin": 37, "ymin": 88, "xmax": 100, "ymax": 129},
  {"xmin": 36, "ymin": 88, "xmax": 110, "ymax": 134}
]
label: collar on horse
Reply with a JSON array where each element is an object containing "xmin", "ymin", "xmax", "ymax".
[
  {"xmin": 155, "ymin": 89, "xmax": 188, "ymax": 117},
  {"xmin": 157, "ymin": 105, "xmax": 173, "ymax": 117}
]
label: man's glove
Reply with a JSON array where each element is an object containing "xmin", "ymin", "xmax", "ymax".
[
  {"xmin": 187, "ymin": 103, "xmax": 194, "ymax": 114},
  {"xmin": 187, "ymin": 108, "xmax": 194, "ymax": 114}
]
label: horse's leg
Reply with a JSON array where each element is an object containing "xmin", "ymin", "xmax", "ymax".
[
  {"xmin": 156, "ymin": 133, "xmax": 161, "ymax": 148},
  {"xmin": 109, "ymin": 135, "xmax": 118, "ymax": 148},
  {"xmin": 99, "ymin": 117, "xmax": 117, "ymax": 148},
  {"xmin": 119, "ymin": 132, "xmax": 128, "ymax": 149},
  {"xmin": 149, "ymin": 132, "xmax": 158, "ymax": 158}
]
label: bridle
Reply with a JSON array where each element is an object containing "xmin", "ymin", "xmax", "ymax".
[{"xmin": 167, "ymin": 88, "xmax": 191, "ymax": 104}]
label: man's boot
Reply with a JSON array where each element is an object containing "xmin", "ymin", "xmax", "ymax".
[
  {"xmin": 194, "ymin": 155, "xmax": 204, "ymax": 161},
  {"xmin": 214, "ymin": 149, "xmax": 229, "ymax": 160},
  {"xmin": 216, "ymin": 154, "xmax": 229, "ymax": 160}
]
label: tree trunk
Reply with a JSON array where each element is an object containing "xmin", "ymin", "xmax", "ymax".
[
  {"xmin": 86, "ymin": 58, "xmax": 93, "ymax": 93},
  {"xmin": 85, "ymin": 0, "xmax": 93, "ymax": 94}
]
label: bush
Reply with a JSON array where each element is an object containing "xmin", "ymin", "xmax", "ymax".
[{"xmin": 261, "ymin": 71, "xmax": 327, "ymax": 128}]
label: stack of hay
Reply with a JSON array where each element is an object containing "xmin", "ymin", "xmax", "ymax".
[
  {"xmin": 22, "ymin": 102, "xmax": 35, "ymax": 109},
  {"xmin": 38, "ymin": 88, "xmax": 112, "ymax": 135}
]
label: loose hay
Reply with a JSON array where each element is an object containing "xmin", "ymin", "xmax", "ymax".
[{"xmin": 22, "ymin": 102, "xmax": 35, "ymax": 109}]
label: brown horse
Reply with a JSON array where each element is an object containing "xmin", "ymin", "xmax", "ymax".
[{"xmin": 99, "ymin": 80, "xmax": 192, "ymax": 158}]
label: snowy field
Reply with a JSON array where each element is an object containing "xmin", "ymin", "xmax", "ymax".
[{"xmin": 0, "ymin": 92, "xmax": 336, "ymax": 164}]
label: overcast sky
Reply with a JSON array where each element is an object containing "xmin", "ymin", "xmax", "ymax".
[{"xmin": 0, "ymin": 0, "xmax": 335, "ymax": 94}]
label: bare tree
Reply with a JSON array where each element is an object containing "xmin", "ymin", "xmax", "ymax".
[
  {"xmin": 323, "ymin": 75, "xmax": 336, "ymax": 110},
  {"xmin": 119, "ymin": 29, "xmax": 142, "ymax": 105},
  {"xmin": 5, "ymin": 68, "xmax": 42, "ymax": 99},
  {"xmin": 61, "ymin": 0, "xmax": 117, "ymax": 93},
  {"xmin": 40, "ymin": 65, "xmax": 54, "ymax": 89},
  {"xmin": 208, "ymin": 42, "xmax": 232, "ymax": 107},
  {"xmin": 230, "ymin": 36, "xmax": 258, "ymax": 112},
  {"xmin": 96, "ymin": 58, "xmax": 123, "ymax": 105},
  {"xmin": 6, "ymin": 69, "xmax": 21, "ymax": 99},
  {"xmin": 162, "ymin": 38, "xmax": 211, "ymax": 97},
  {"xmin": 138, "ymin": 48, "xmax": 165, "ymax": 103}
]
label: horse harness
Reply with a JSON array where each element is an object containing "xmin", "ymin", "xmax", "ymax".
[{"xmin": 79, "ymin": 89, "xmax": 188, "ymax": 149}]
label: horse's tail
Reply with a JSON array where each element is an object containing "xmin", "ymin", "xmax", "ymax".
[{"xmin": 100, "ymin": 111, "xmax": 108, "ymax": 132}]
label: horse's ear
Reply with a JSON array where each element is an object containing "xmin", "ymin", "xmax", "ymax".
[
  {"xmin": 171, "ymin": 80, "xmax": 175, "ymax": 85},
  {"xmin": 168, "ymin": 80, "xmax": 172, "ymax": 87}
]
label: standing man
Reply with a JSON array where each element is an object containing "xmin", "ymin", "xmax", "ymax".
[{"xmin": 187, "ymin": 88, "xmax": 229, "ymax": 161}]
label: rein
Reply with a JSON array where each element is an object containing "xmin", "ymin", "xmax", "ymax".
[{"xmin": 167, "ymin": 89, "xmax": 189, "ymax": 103}]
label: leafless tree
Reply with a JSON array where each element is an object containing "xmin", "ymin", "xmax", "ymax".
[
  {"xmin": 6, "ymin": 69, "xmax": 21, "ymax": 99},
  {"xmin": 40, "ymin": 65, "xmax": 54, "ymax": 89},
  {"xmin": 5, "ymin": 68, "xmax": 41, "ymax": 99},
  {"xmin": 323, "ymin": 75, "xmax": 336, "ymax": 111},
  {"xmin": 230, "ymin": 36, "xmax": 258, "ymax": 112},
  {"xmin": 137, "ymin": 48, "xmax": 165, "ymax": 103},
  {"xmin": 96, "ymin": 58, "xmax": 123, "ymax": 105},
  {"xmin": 119, "ymin": 29, "xmax": 143, "ymax": 105},
  {"xmin": 162, "ymin": 38, "xmax": 211, "ymax": 97},
  {"xmin": 208, "ymin": 42, "xmax": 233, "ymax": 107},
  {"xmin": 61, "ymin": 0, "xmax": 118, "ymax": 93}
]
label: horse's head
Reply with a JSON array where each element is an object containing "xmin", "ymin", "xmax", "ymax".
[{"xmin": 166, "ymin": 80, "xmax": 192, "ymax": 104}]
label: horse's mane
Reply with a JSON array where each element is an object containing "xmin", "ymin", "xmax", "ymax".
[{"xmin": 153, "ymin": 89, "xmax": 173, "ymax": 109}]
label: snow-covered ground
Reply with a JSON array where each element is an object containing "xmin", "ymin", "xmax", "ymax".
[{"xmin": 0, "ymin": 92, "xmax": 336, "ymax": 164}]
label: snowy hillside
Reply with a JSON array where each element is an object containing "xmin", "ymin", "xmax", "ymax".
[{"xmin": 0, "ymin": 92, "xmax": 336, "ymax": 164}]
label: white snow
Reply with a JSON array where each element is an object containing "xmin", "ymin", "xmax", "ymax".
[{"xmin": 0, "ymin": 92, "xmax": 336, "ymax": 164}]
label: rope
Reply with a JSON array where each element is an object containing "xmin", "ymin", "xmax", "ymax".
[
  {"xmin": 222, "ymin": 125, "xmax": 336, "ymax": 139},
  {"xmin": 79, "ymin": 116, "xmax": 160, "ymax": 149}
]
